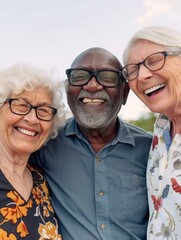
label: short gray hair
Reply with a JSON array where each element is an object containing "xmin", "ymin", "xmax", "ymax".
[
  {"xmin": 0, "ymin": 63, "xmax": 65, "ymax": 139},
  {"xmin": 123, "ymin": 26, "xmax": 181, "ymax": 64}
]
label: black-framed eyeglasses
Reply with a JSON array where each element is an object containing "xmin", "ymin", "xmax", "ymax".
[
  {"xmin": 122, "ymin": 51, "xmax": 181, "ymax": 81},
  {"xmin": 65, "ymin": 68, "xmax": 124, "ymax": 87},
  {"xmin": 4, "ymin": 98, "xmax": 57, "ymax": 121}
]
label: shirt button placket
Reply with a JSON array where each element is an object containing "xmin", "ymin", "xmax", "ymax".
[{"xmin": 95, "ymin": 154, "xmax": 112, "ymax": 239}]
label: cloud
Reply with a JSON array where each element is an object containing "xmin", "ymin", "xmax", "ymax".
[{"xmin": 136, "ymin": 0, "xmax": 181, "ymax": 26}]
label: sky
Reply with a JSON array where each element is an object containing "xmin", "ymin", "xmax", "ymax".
[{"xmin": 0, "ymin": 0, "xmax": 181, "ymax": 120}]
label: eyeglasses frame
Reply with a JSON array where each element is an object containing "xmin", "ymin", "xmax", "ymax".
[
  {"xmin": 4, "ymin": 98, "xmax": 57, "ymax": 121},
  {"xmin": 65, "ymin": 68, "xmax": 125, "ymax": 87},
  {"xmin": 122, "ymin": 50, "xmax": 181, "ymax": 81}
]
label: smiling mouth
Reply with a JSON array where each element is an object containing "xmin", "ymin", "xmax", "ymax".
[
  {"xmin": 81, "ymin": 98, "xmax": 105, "ymax": 104},
  {"xmin": 16, "ymin": 127, "xmax": 37, "ymax": 136},
  {"xmin": 144, "ymin": 83, "xmax": 166, "ymax": 96}
]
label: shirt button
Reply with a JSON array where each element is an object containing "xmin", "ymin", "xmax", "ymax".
[
  {"xmin": 96, "ymin": 157, "xmax": 100, "ymax": 162},
  {"xmin": 158, "ymin": 175, "xmax": 162, "ymax": 180},
  {"xmin": 100, "ymin": 224, "xmax": 106, "ymax": 230},
  {"xmin": 98, "ymin": 191, "xmax": 104, "ymax": 196}
]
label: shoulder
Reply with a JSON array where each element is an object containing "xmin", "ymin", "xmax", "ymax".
[
  {"xmin": 125, "ymin": 122, "xmax": 152, "ymax": 138},
  {"xmin": 120, "ymin": 121, "xmax": 152, "ymax": 146}
]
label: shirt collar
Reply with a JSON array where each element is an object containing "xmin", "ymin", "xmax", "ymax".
[
  {"xmin": 154, "ymin": 114, "xmax": 170, "ymax": 130},
  {"xmin": 65, "ymin": 117, "xmax": 135, "ymax": 147}
]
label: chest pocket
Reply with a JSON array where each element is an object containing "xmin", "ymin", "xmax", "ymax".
[
  {"xmin": 120, "ymin": 174, "xmax": 148, "ymax": 222},
  {"xmin": 109, "ymin": 173, "xmax": 148, "ymax": 223}
]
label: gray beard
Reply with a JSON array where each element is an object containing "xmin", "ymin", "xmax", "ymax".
[{"xmin": 76, "ymin": 111, "xmax": 110, "ymax": 129}]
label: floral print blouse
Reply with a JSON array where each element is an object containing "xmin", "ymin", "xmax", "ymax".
[
  {"xmin": 147, "ymin": 114, "xmax": 181, "ymax": 240},
  {"xmin": 0, "ymin": 163, "xmax": 62, "ymax": 240}
]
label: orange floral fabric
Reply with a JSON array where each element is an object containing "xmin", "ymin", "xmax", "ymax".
[{"xmin": 0, "ymin": 164, "xmax": 62, "ymax": 240}]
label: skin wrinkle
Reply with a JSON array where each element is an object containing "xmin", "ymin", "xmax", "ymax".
[
  {"xmin": 127, "ymin": 39, "xmax": 181, "ymax": 138},
  {"xmin": 66, "ymin": 47, "xmax": 129, "ymax": 151},
  {"xmin": 128, "ymin": 41, "xmax": 179, "ymax": 115},
  {"xmin": 122, "ymin": 26, "xmax": 181, "ymax": 239},
  {"xmin": 76, "ymin": 89, "xmax": 111, "ymax": 129}
]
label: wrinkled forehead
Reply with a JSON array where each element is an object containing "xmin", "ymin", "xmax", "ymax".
[
  {"xmin": 127, "ymin": 39, "xmax": 165, "ymax": 63},
  {"xmin": 71, "ymin": 51, "xmax": 121, "ymax": 70}
]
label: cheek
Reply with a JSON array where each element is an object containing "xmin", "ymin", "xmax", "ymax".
[
  {"xmin": 67, "ymin": 86, "xmax": 81, "ymax": 104},
  {"xmin": 1, "ymin": 113, "xmax": 18, "ymax": 132},
  {"xmin": 67, "ymin": 85, "xmax": 79, "ymax": 94},
  {"xmin": 162, "ymin": 60, "xmax": 181, "ymax": 83},
  {"xmin": 128, "ymin": 81, "xmax": 138, "ymax": 94},
  {"xmin": 67, "ymin": 85, "xmax": 81, "ymax": 94},
  {"xmin": 41, "ymin": 122, "xmax": 52, "ymax": 138},
  {"xmin": 160, "ymin": 65, "xmax": 180, "ymax": 94}
]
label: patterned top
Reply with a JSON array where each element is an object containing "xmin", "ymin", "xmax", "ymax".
[
  {"xmin": 147, "ymin": 114, "xmax": 181, "ymax": 240},
  {"xmin": 0, "ymin": 163, "xmax": 62, "ymax": 240}
]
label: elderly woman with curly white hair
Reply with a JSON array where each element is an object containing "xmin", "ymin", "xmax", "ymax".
[{"xmin": 0, "ymin": 63, "xmax": 65, "ymax": 239}]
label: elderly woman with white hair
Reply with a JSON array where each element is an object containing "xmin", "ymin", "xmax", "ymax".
[
  {"xmin": 0, "ymin": 63, "xmax": 65, "ymax": 239},
  {"xmin": 122, "ymin": 26, "xmax": 181, "ymax": 239}
]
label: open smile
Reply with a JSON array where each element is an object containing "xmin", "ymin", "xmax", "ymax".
[
  {"xmin": 81, "ymin": 98, "xmax": 106, "ymax": 105},
  {"xmin": 16, "ymin": 127, "xmax": 37, "ymax": 136},
  {"xmin": 144, "ymin": 83, "xmax": 166, "ymax": 96}
]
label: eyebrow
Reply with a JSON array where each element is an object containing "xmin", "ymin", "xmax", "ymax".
[{"xmin": 14, "ymin": 97, "xmax": 53, "ymax": 107}]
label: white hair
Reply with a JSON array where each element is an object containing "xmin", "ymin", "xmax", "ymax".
[
  {"xmin": 123, "ymin": 26, "xmax": 181, "ymax": 64},
  {"xmin": 0, "ymin": 63, "xmax": 66, "ymax": 139}
]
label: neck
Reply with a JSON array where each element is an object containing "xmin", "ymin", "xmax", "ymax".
[
  {"xmin": 0, "ymin": 158, "xmax": 28, "ymax": 179},
  {"xmin": 168, "ymin": 114, "xmax": 181, "ymax": 139},
  {"xmin": 0, "ymin": 149, "xmax": 32, "ymax": 201},
  {"xmin": 79, "ymin": 121, "xmax": 118, "ymax": 152},
  {"xmin": 0, "ymin": 145, "xmax": 29, "ymax": 177}
]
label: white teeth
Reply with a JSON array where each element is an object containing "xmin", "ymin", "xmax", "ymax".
[
  {"xmin": 144, "ymin": 83, "xmax": 166, "ymax": 95},
  {"xmin": 17, "ymin": 127, "xmax": 36, "ymax": 136},
  {"xmin": 82, "ymin": 98, "xmax": 105, "ymax": 104}
]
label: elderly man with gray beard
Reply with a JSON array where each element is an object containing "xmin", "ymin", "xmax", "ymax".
[{"xmin": 30, "ymin": 47, "xmax": 152, "ymax": 240}]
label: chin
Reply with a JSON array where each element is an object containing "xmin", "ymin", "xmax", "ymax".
[{"xmin": 81, "ymin": 122, "xmax": 103, "ymax": 129}]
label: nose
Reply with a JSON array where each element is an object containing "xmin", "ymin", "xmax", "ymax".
[
  {"xmin": 137, "ymin": 64, "xmax": 153, "ymax": 82},
  {"xmin": 83, "ymin": 76, "xmax": 103, "ymax": 92},
  {"xmin": 23, "ymin": 109, "xmax": 39, "ymax": 123}
]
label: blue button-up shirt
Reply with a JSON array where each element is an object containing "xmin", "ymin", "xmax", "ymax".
[{"xmin": 31, "ymin": 117, "xmax": 152, "ymax": 240}]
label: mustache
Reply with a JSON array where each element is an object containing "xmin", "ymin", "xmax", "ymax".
[{"xmin": 78, "ymin": 90, "xmax": 110, "ymax": 101}]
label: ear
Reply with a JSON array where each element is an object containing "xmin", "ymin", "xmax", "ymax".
[{"xmin": 122, "ymin": 82, "xmax": 130, "ymax": 105}]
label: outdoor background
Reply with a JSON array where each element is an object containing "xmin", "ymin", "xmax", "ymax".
[{"xmin": 1, "ymin": 0, "xmax": 180, "ymax": 122}]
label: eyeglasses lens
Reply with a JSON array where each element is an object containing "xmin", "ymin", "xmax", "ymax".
[
  {"xmin": 123, "ymin": 52, "xmax": 165, "ymax": 81},
  {"xmin": 10, "ymin": 99, "xmax": 55, "ymax": 121},
  {"xmin": 69, "ymin": 69, "xmax": 119, "ymax": 87}
]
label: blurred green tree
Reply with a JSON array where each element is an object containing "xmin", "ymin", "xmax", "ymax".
[{"xmin": 129, "ymin": 112, "xmax": 157, "ymax": 132}]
